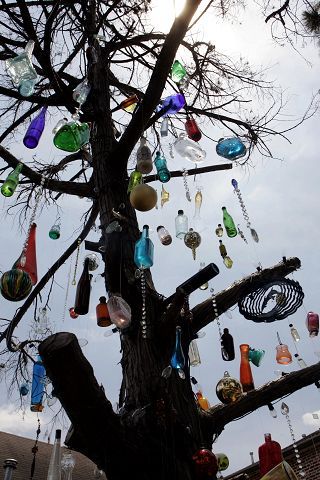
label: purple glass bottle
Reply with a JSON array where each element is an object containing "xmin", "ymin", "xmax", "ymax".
[{"xmin": 23, "ymin": 106, "xmax": 47, "ymax": 149}]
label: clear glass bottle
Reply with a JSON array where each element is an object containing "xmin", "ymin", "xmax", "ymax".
[
  {"xmin": 47, "ymin": 429, "xmax": 62, "ymax": 480},
  {"xmin": 223, "ymin": 256, "xmax": 233, "ymax": 269},
  {"xmin": 160, "ymin": 117, "xmax": 169, "ymax": 137},
  {"xmin": 173, "ymin": 133, "xmax": 206, "ymax": 164},
  {"xmin": 294, "ymin": 353, "xmax": 307, "ymax": 368},
  {"xmin": 154, "ymin": 151, "xmax": 170, "ymax": 183},
  {"xmin": 30, "ymin": 355, "xmax": 46, "ymax": 412},
  {"xmin": 215, "ymin": 224, "xmax": 223, "ymax": 237},
  {"xmin": 175, "ymin": 209, "xmax": 188, "ymax": 239},
  {"xmin": 61, "ymin": 452, "xmax": 75, "ymax": 480},
  {"xmin": 107, "ymin": 295, "xmax": 131, "ymax": 329},
  {"xmin": 1, "ymin": 163, "xmax": 23, "ymax": 197},
  {"xmin": 289, "ymin": 323, "xmax": 300, "ymax": 342},
  {"xmin": 136, "ymin": 137, "xmax": 153, "ymax": 174},
  {"xmin": 134, "ymin": 225, "xmax": 154, "ymax": 269},
  {"xmin": 189, "ymin": 339, "xmax": 201, "ymax": 366},
  {"xmin": 23, "ymin": 106, "xmax": 47, "ymax": 149},
  {"xmin": 5, "ymin": 40, "xmax": 37, "ymax": 89},
  {"xmin": 157, "ymin": 226, "xmax": 172, "ymax": 245},
  {"xmin": 222, "ymin": 206, "xmax": 237, "ymax": 238},
  {"xmin": 239, "ymin": 344, "xmax": 255, "ymax": 393},
  {"xmin": 73, "ymin": 79, "xmax": 91, "ymax": 106}
]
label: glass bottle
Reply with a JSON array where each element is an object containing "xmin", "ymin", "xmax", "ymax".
[
  {"xmin": 49, "ymin": 222, "xmax": 61, "ymax": 240},
  {"xmin": 35, "ymin": 307, "xmax": 49, "ymax": 334},
  {"xmin": 219, "ymin": 240, "xmax": 227, "ymax": 258},
  {"xmin": 294, "ymin": 353, "xmax": 307, "ymax": 368},
  {"xmin": 249, "ymin": 347, "xmax": 265, "ymax": 367},
  {"xmin": 107, "ymin": 295, "xmax": 131, "ymax": 329},
  {"xmin": 61, "ymin": 452, "xmax": 75, "ymax": 480},
  {"xmin": 175, "ymin": 210, "xmax": 188, "ymax": 239},
  {"xmin": 216, "ymin": 137, "xmax": 247, "ymax": 161},
  {"xmin": 171, "ymin": 326, "xmax": 185, "ymax": 371},
  {"xmin": 30, "ymin": 355, "xmax": 45, "ymax": 412},
  {"xmin": 20, "ymin": 382, "xmax": 29, "ymax": 396},
  {"xmin": 113, "ymin": 94, "xmax": 139, "ymax": 113},
  {"xmin": 222, "ymin": 206, "xmax": 237, "ymax": 238},
  {"xmin": 161, "ymin": 93, "xmax": 186, "ymax": 115},
  {"xmin": 23, "ymin": 106, "xmax": 47, "ymax": 149},
  {"xmin": 173, "ymin": 133, "xmax": 206, "ymax": 164},
  {"xmin": 160, "ymin": 117, "xmax": 169, "ymax": 137},
  {"xmin": 134, "ymin": 225, "xmax": 154, "ymax": 269},
  {"xmin": 69, "ymin": 307, "xmax": 79, "ymax": 319},
  {"xmin": 154, "ymin": 151, "xmax": 171, "ymax": 183},
  {"xmin": 239, "ymin": 344, "xmax": 255, "ymax": 392},
  {"xmin": 96, "ymin": 296, "xmax": 111, "ymax": 327},
  {"xmin": 184, "ymin": 228, "xmax": 201, "ymax": 260},
  {"xmin": 14, "ymin": 222, "xmax": 37, "ymax": 285},
  {"xmin": 185, "ymin": 117, "xmax": 202, "ymax": 142},
  {"xmin": 223, "ymin": 256, "xmax": 233, "ymax": 269},
  {"xmin": 276, "ymin": 344, "xmax": 292, "ymax": 365},
  {"xmin": 171, "ymin": 60, "xmax": 187, "ymax": 83},
  {"xmin": 47, "ymin": 429, "xmax": 62, "ymax": 480},
  {"xmin": 73, "ymin": 79, "xmax": 91, "ymax": 106},
  {"xmin": 127, "ymin": 170, "xmax": 142, "ymax": 193},
  {"xmin": 157, "ymin": 226, "xmax": 172, "ymax": 245},
  {"xmin": 53, "ymin": 121, "xmax": 90, "ymax": 152},
  {"xmin": 215, "ymin": 224, "xmax": 223, "ymax": 237},
  {"xmin": 221, "ymin": 328, "xmax": 235, "ymax": 361},
  {"xmin": 136, "ymin": 137, "xmax": 153, "ymax": 174},
  {"xmin": 258, "ymin": 433, "xmax": 283, "ymax": 477},
  {"xmin": 161, "ymin": 184, "xmax": 170, "ymax": 207},
  {"xmin": 196, "ymin": 389, "xmax": 210, "ymax": 411},
  {"xmin": 52, "ymin": 117, "xmax": 68, "ymax": 135},
  {"xmin": 5, "ymin": 40, "xmax": 37, "ymax": 90},
  {"xmin": 199, "ymin": 262, "xmax": 208, "ymax": 290},
  {"xmin": 289, "ymin": 323, "xmax": 300, "ymax": 342},
  {"xmin": 19, "ymin": 78, "xmax": 37, "ymax": 97},
  {"xmin": 306, "ymin": 311, "xmax": 319, "ymax": 337},
  {"xmin": 189, "ymin": 339, "xmax": 201, "ymax": 366},
  {"xmin": 216, "ymin": 371, "xmax": 243, "ymax": 404},
  {"xmin": 74, "ymin": 257, "xmax": 92, "ymax": 315},
  {"xmin": 1, "ymin": 163, "xmax": 23, "ymax": 197}
]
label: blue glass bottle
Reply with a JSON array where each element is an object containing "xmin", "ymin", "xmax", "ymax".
[
  {"xmin": 30, "ymin": 355, "xmax": 46, "ymax": 412},
  {"xmin": 171, "ymin": 326, "xmax": 185, "ymax": 370},
  {"xmin": 160, "ymin": 93, "xmax": 186, "ymax": 115},
  {"xmin": 134, "ymin": 225, "xmax": 154, "ymax": 269},
  {"xmin": 216, "ymin": 137, "xmax": 247, "ymax": 161},
  {"xmin": 154, "ymin": 151, "xmax": 171, "ymax": 183}
]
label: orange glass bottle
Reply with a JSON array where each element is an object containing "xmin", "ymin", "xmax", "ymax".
[
  {"xmin": 96, "ymin": 296, "xmax": 111, "ymax": 327},
  {"xmin": 239, "ymin": 344, "xmax": 255, "ymax": 392},
  {"xmin": 196, "ymin": 390, "xmax": 210, "ymax": 411}
]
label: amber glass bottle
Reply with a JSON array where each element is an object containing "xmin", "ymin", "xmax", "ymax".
[
  {"xmin": 96, "ymin": 296, "xmax": 111, "ymax": 327},
  {"xmin": 239, "ymin": 344, "xmax": 255, "ymax": 392}
]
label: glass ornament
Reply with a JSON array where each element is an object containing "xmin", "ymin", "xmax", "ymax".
[
  {"xmin": 239, "ymin": 344, "xmax": 255, "ymax": 392},
  {"xmin": 49, "ymin": 222, "xmax": 61, "ymax": 240},
  {"xmin": 5, "ymin": 41, "xmax": 37, "ymax": 93},
  {"xmin": 216, "ymin": 371, "xmax": 243, "ymax": 404},
  {"xmin": 47, "ymin": 429, "xmax": 62, "ymax": 480},
  {"xmin": 96, "ymin": 296, "xmax": 111, "ymax": 327},
  {"xmin": 219, "ymin": 240, "xmax": 227, "ymax": 258},
  {"xmin": 35, "ymin": 307, "xmax": 50, "ymax": 335},
  {"xmin": 294, "ymin": 353, "xmax": 307, "ymax": 369},
  {"xmin": 157, "ymin": 226, "xmax": 172, "ymax": 245},
  {"xmin": 216, "ymin": 453, "xmax": 229, "ymax": 472},
  {"xmin": 193, "ymin": 189, "xmax": 203, "ymax": 230},
  {"xmin": 223, "ymin": 256, "xmax": 233, "ymax": 269},
  {"xmin": 199, "ymin": 262, "xmax": 208, "ymax": 290},
  {"xmin": 276, "ymin": 344, "xmax": 292, "ymax": 365},
  {"xmin": 160, "ymin": 117, "xmax": 169, "ymax": 137},
  {"xmin": 289, "ymin": 324, "xmax": 300, "ymax": 342},
  {"xmin": 221, "ymin": 328, "xmax": 235, "ymax": 361},
  {"xmin": 74, "ymin": 257, "xmax": 92, "ymax": 315},
  {"xmin": 249, "ymin": 347, "xmax": 265, "ymax": 367},
  {"xmin": 175, "ymin": 210, "xmax": 188, "ymax": 239},
  {"xmin": 170, "ymin": 326, "xmax": 185, "ymax": 379},
  {"xmin": 160, "ymin": 184, "xmax": 170, "ymax": 207},
  {"xmin": 30, "ymin": 355, "xmax": 45, "ymax": 412},
  {"xmin": 136, "ymin": 137, "xmax": 153, "ymax": 174},
  {"xmin": 52, "ymin": 118, "xmax": 68, "ymax": 135},
  {"xmin": 306, "ymin": 311, "xmax": 319, "ymax": 337},
  {"xmin": 216, "ymin": 137, "xmax": 247, "ymax": 161},
  {"xmin": 184, "ymin": 228, "xmax": 201, "ymax": 260},
  {"xmin": 192, "ymin": 448, "xmax": 218, "ymax": 478},
  {"xmin": 13, "ymin": 223, "xmax": 38, "ymax": 285},
  {"xmin": 154, "ymin": 151, "xmax": 171, "ymax": 183},
  {"xmin": 107, "ymin": 295, "xmax": 131, "ymax": 329},
  {"xmin": 130, "ymin": 184, "xmax": 157, "ymax": 212},
  {"xmin": 258, "ymin": 433, "xmax": 283, "ymax": 477},
  {"xmin": 189, "ymin": 339, "xmax": 201, "ymax": 366},
  {"xmin": 196, "ymin": 390, "xmax": 210, "ymax": 410},
  {"xmin": 127, "ymin": 170, "xmax": 142, "ymax": 194},
  {"xmin": 73, "ymin": 79, "xmax": 91, "ymax": 106},
  {"xmin": 84, "ymin": 253, "xmax": 99, "ymax": 271},
  {"xmin": 171, "ymin": 60, "xmax": 187, "ymax": 83},
  {"xmin": 215, "ymin": 224, "xmax": 223, "ymax": 237},
  {"xmin": 23, "ymin": 107, "xmax": 47, "ymax": 149},
  {"xmin": 173, "ymin": 133, "xmax": 206, "ymax": 164},
  {"xmin": 161, "ymin": 93, "xmax": 186, "ymax": 115},
  {"xmin": 222, "ymin": 206, "xmax": 237, "ymax": 238},
  {"xmin": 267, "ymin": 403, "xmax": 277, "ymax": 418},
  {"xmin": 19, "ymin": 78, "xmax": 37, "ymax": 97},
  {"xmin": 1, "ymin": 163, "xmax": 23, "ymax": 197},
  {"xmin": 113, "ymin": 94, "xmax": 139, "ymax": 113},
  {"xmin": 134, "ymin": 225, "xmax": 154, "ymax": 269},
  {"xmin": 0, "ymin": 268, "xmax": 32, "ymax": 302},
  {"xmin": 61, "ymin": 451, "xmax": 75, "ymax": 480},
  {"xmin": 182, "ymin": 168, "xmax": 191, "ymax": 201},
  {"xmin": 20, "ymin": 382, "xmax": 29, "ymax": 396},
  {"xmin": 281, "ymin": 402, "xmax": 289, "ymax": 415},
  {"xmin": 53, "ymin": 121, "xmax": 90, "ymax": 152},
  {"xmin": 185, "ymin": 117, "xmax": 202, "ymax": 142},
  {"xmin": 69, "ymin": 307, "xmax": 79, "ymax": 319}
]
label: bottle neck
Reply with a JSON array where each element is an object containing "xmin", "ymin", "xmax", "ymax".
[
  {"xmin": 142, "ymin": 226, "xmax": 149, "ymax": 238},
  {"xmin": 264, "ymin": 433, "xmax": 272, "ymax": 442}
]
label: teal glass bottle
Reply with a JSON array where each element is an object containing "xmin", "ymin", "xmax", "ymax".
[
  {"xmin": 154, "ymin": 151, "xmax": 170, "ymax": 183},
  {"xmin": 222, "ymin": 206, "xmax": 237, "ymax": 238},
  {"xmin": 1, "ymin": 163, "xmax": 23, "ymax": 197},
  {"xmin": 53, "ymin": 121, "xmax": 90, "ymax": 152},
  {"xmin": 171, "ymin": 326, "xmax": 185, "ymax": 369},
  {"xmin": 134, "ymin": 225, "xmax": 154, "ymax": 269}
]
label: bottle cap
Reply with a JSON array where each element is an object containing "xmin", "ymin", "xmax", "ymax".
[
  {"xmin": 157, "ymin": 226, "xmax": 164, "ymax": 231},
  {"xmin": 218, "ymin": 223, "xmax": 222, "ymax": 226},
  {"xmin": 99, "ymin": 296, "xmax": 106, "ymax": 302},
  {"xmin": 289, "ymin": 324, "xmax": 293, "ymax": 327},
  {"xmin": 55, "ymin": 429, "xmax": 61, "ymax": 439},
  {"xmin": 294, "ymin": 353, "xmax": 299, "ymax": 358},
  {"xmin": 142, "ymin": 225, "xmax": 149, "ymax": 230},
  {"xmin": 223, "ymin": 328, "xmax": 229, "ymax": 333},
  {"xmin": 178, "ymin": 210, "xmax": 184, "ymax": 215},
  {"xmin": 222, "ymin": 206, "xmax": 226, "ymax": 210}
]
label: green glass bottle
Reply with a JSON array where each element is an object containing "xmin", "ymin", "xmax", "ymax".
[
  {"xmin": 1, "ymin": 163, "xmax": 23, "ymax": 197},
  {"xmin": 222, "ymin": 206, "xmax": 237, "ymax": 238},
  {"xmin": 171, "ymin": 60, "xmax": 187, "ymax": 83},
  {"xmin": 53, "ymin": 121, "xmax": 90, "ymax": 152},
  {"xmin": 127, "ymin": 170, "xmax": 142, "ymax": 193}
]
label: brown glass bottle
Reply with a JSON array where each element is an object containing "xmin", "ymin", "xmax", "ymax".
[
  {"xmin": 74, "ymin": 257, "xmax": 92, "ymax": 315},
  {"xmin": 96, "ymin": 296, "xmax": 111, "ymax": 327},
  {"xmin": 239, "ymin": 344, "xmax": 255, "ymax": 392},
  {"xmin": 221, "ymin": 328, "xmax": 235, "ymax": 361}
]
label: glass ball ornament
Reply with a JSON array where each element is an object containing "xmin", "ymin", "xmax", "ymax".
[
  {"xmin": 69, "ymin": 307, "xmax": 79, "ymax": 319},
  {"xmin": 192, "ymin": 448, "xmax": 218, "ymax": 478},
  {"xmin": 216, "ymin": 137, "xmax": 247, "ymax": 161},
  {"xmin": 130, "ymin": 184, "xmax": 157, "ymax": 212},
  {"xmin": 0, "ymin": 268, "xmax": 33, "ymax": 302},
  {"xmin": 216, "ymin": 371, "xmax": 243, "ymax": 404},
  {"xmin": 216, "ymin": 453, "xmax": 229, "ymax": 472},
  {"xmin": 184, "ymin": 228, "xmax": 201, "ymax": 260},
  {"xmin": 84, "ymin": 253, "xmax": 99, "ymax": 271}
]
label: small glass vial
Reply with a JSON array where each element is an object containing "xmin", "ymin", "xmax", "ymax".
[
  {"xmin": 189, "ymin": 339, "xmax": 201, "ymax": 366},
  {"xmin": 276, "ymin": 344, "xmax": 292, "ymax": 365},
  {"xmin": 289, "ymin": 323, "xmax": 300, "ymax": 342},
  {"xmin": 294, "ymin": 353, "xmax": 307, "ymax": 369},
  {"xmin": 157, "ymin": 226, "xmax": 172, "ymax": 245},
  {"xmin": 175, "ymin": 210, "xmax": 188, "ymax": 239},
  {"xmin": 306, "ymin": 311, "xmax": 319, "ymax": 337},
  {"xmin": 136, "ymin": 137, "xmax": 153, "ymax": 174},
  {"xmin": 199, "ymin": 262, "xmax": 208, "ymax": 290},
  {"xmin": 49, "ymin": 223, "xmax": 61, "ymax": 240},
  {"xmin": 215, "ymin": 224, "xmax": 223, "ymax": 237}
]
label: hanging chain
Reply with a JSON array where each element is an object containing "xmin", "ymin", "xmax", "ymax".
[
  {"xmin": 237, "ymin": 224, "xmax": 248, "ymax": 244},
  {"xmin": 72, "ymin": 239, "xmax": 82, "ymax": 285},
  {"xmin": 233, "ymin": 186, "xmax": 251, "ymax": 228},
  {"xmin": 140, "ymin": 269, "xmax": 147, "ymax": 339},
  {"xmin": 281, "ymin": 403, "xmax": 306, "ymax": 477},
  {"xmin": 62, "ymin": 255, "xmax": 73, "ymax": 322},
  {"xmin": 30, "ymin": 418, "xmax": 41, "ymax": 480},
  {"xmin": 210, "ymin": 288, "xmax": 222, "ymax": 338},
  {"xmin": 182, "ymin": 168, "xmax": 191, "ymax": 202}
]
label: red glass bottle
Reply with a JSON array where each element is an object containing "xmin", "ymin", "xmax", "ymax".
[
  {"xmin": 258, "ymin": 433, "xmax": 283, "ymax": 477},
  {"xmin": 306, "ymin": 311, "xmax": 319, "ymax": 337},
  {"xmin": 239, "ymin": 344, "xmax": 254, "ymax": 392},
  {"xmin": 96, "ymin": 296, "xmax": 111, "ymax": 327},
  {"xmin": 185, "ymin": 117, "xmax": 202, "ymax": 142}
]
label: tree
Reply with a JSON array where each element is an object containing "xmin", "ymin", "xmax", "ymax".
[{"xmin": 0, "ymin": 1, "xmax": 319, "ymax": 480}]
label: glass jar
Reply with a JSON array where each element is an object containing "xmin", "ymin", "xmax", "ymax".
[{"xmin": 276, "ymin": 344, "xmax": 292, "ymax": 365}]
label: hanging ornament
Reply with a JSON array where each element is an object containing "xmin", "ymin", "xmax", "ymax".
[
  {"xmin": 96, "ymin": 296, "xmax": 111, "ymax": 327},
  {"xmin": 192, "ymin": 448, "xmax": 218, "ymax": 479},
  {"xmin": 258, "ymin": 433, "xmax": 283, "ymax": 477},
  {"xmin": 281, "ymin": 402, "xmax": 305, "ymax": 477},
  {"xmin": 289, "ymin": 323, "xmax": 300, "ymax": 342},
  {"xmin": 306, "ymin": 311, "xmax": 319, "ymax": 337},
  {"xmin": 199, "ymin": 262, "xmax": 208, "ymax": 290},
  {"xmin": 189, "ymin": 339, "xmax": 201, "ymax": 366},
  {"xmin": 160, "ymin": 93, "xmax": 186, "ymax": 115},
  {"xmin": 237, "ymin": 224, "xmax": 248, "ymax": 244},
  {"xmin": 74, "ymin": 257, "xmax": 92, "ymax": 315},
  {"xmin": 216, "ymin": 454, "xmax": 229, "ymax": 473},
  {"xmin": 238, "ymin": 279, "xmax": 304, "ymax": 323},
  {"xmin": 71, "ymin": 239, "xmax": 82, "ymax": 285},
  {"xmin": 175, "ymin": 209, "xmax": 188, "ymax": 239},
  {"xmin": 84, "ymin": 253, "xmax": 100, "ymax": 271},
  {"xmin": 154, "ymin": 151, "xmax": 171, "ymax": 183},
  {"xmin": 173, "ymin": 133, "xmax": 206, "ymax": 163},
  {"xmin": 184, "ymin": 228, "xmax": 201, "ymax": 260},
  {"xmin": 34, "ymin": 307, "xmax": 50, "ymax": 335},
  {"xmin": 221, "ymin": 328, "xmax": 235, "ymax": 361},
  {"xmin": 73, "ymin": 78, "xmax": 91, "ymax": 106},
  {"xmin": 23, "ymin": 107, "xmax": 47, "ymax": 149},
  {"xmin": 216, "ymin": 371, "xmax": 243, "ymax": 404},
  {"xmin": 181, "ymin": 168, "xmax": 192, "ymax": 201},
  {"xmin": 0, "ymin": 268, "xmax": 32, "ymax": 302},
  {"xmin": 61, "ymin": 451, "xmax": 75, "ymax": 480},
  {"xmin": 222, "ymin": 206, "xmax": 237, "ymax": 238},
  {"xmin": 49, "ymin": 219, "xmax": 61, "ymax": 240},
  {"xmin": 20, "ymin": 382, "xmax": 30, "ymax": 396},
  {"xmin": 218, "ymin": 240, "xmax": 233, "ymax": 269},
  {"xmin": 136, "ymin": 137, "xmax": 153, "ymax": 174},
  {"xmin": 276, "ymin": 333, "xmax": 292, "ymax": 365},
  {"xmin": 160, "ymin": 117, "xmax": 169, "ymax": 137},
  {"xmin": 127, "ymin": 170, "xmax": 142, "ymax": 194},
  {"xmin": 107, "ymin": 295, "xmax": 131, "ymax": 329},
  {"xmin": 239, "ymin": 344, "xmax": 255, "ymax": 392},
  {"xmin": 215, "ymin": 224, "xmax": 223, "ymax": 237},
  {"xmin": 232, "ymin": 179, "xmax": 259, "ymax": 242},
  {"xmin": 171, "ymin": 60, "xmax": 187, "ymax": 83},
  {"xmin": 69, "ymin": 307, "xmax": 79, "ymax": 319},
  {"xmin": 191, "ymin": 377, "xmax": 210, "ymax": 410},
  {"xmin": 1, "ymin": 163, "xmax": 23, "ymax": 197},
  {"xmin": 5, "ymin": 40, "xmax": 38, "ymax": 96},
  {"xmin": 193, "ymin": 189, "xmax": 203, "ymax": 231},
  {"xmin": 157, "ymin": 226, "xmax": 172, "ymax": 245},
  {"xmin": 13, "ymin": 222, "xmax": 38, "ymax": 285},
  {"xmin": 216, "ymin": 137, "xmax": 247, "ymax": 161},
  {"xmin": 134, "ymin": 225, "xmax": 154, "ymax": 269},
  {"xmin": 160, "ymin": 185, "xmax": 170, "ymax": 208},
  {"xmin": 185, "ymin": 117, "xmax": 202, "ymax": 142},
  {"xmin": 53, "ymin": 117, "xmax": 90, "ymax": 153},
  {"xmin": 249, "ymin": 347, "xmax": 265, "ymax": 367},
  {"xmin": 162, "ymin": 326, "xmax": 186, "ymax": 379},
  {"xmin": 294, "ymin": 353, "xmax": 307, "ymax": 368},
  {"xmin": 130, "ymin": 184, "xmax": 157, "ymax": 212},
  {"xmin": 267, "ymin": 403, "xmax": 278, "ymax": 418},
  {"xmin": 30, "ymin": 355, "xmax": 46, "ymax": 412}
]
